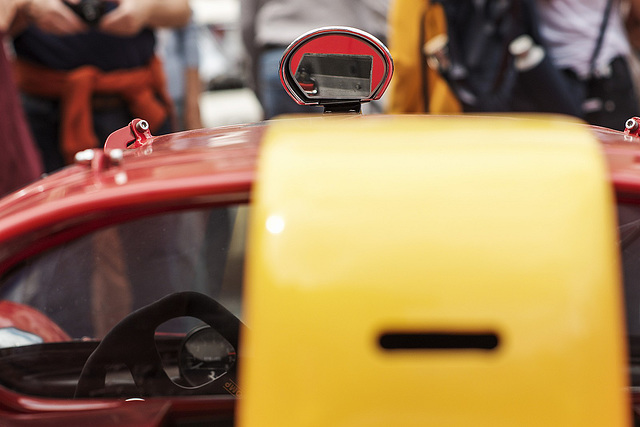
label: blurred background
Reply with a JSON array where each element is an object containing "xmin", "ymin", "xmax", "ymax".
[
  {"xmin": 157, "ymin": 0, "xmax": 390, "ymax": 129},
  {"xmin": 167, "ymin": 0, "xmax": 263, "ymax": 128}
]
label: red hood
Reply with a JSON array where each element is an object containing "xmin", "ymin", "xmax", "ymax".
[{"xmin": 9, "ymin": 116, "xmax": 636, "ymax": 224}]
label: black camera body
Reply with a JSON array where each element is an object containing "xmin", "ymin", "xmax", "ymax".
[{"xmin": 64, "ymin": 0, "xmax": 108, "ymax": 26}]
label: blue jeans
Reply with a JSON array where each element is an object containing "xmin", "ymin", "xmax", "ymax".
[{"xmin": 258, "ymin": 47, "xmax": 322, "ymax": 119}]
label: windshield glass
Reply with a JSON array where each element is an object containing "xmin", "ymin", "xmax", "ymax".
[
  {"xmin": 5, "ymin": 200, "xmax": 640, "ymax": 398},
  {"xmin": 619, "ymin": 202, "xmax": 640, "ymax": 374},
  {"xmin": 617, "ymin": 202, "xmax": 640, "ymax": 390},
  {"xmin": 0, "ymin": 205, "xmax": 245, "ymax": 399}
]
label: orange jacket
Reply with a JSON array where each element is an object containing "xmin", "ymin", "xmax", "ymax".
[
  {"xmin": 387, "ymin": 0, "xmax": 461, "ymax": 114},
  {"xmin": 14, "ymin": 57, "xmax": 173, "ymax": 164}
]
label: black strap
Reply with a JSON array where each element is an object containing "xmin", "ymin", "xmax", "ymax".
[
  {"xmin": 589, "ymin": 0, "xmax": 614, "ymax": 77},
  {"xmin": 420, "ymin": 6, "xmax": 431, "ymax": 113}
]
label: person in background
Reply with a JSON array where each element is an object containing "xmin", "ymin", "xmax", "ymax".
[
  {"xmin": 240, "ymin": 0, "xmax": 389, "ymax": 119},
  {"xmin": 386, "ymin": 0, "xmax": 460, "ymax": 114},
  {"xmin": 388, "ymin": 0, "xmax": 640, "ymax": 130},
  {"xmin": 157, "ymin": 17, "xmax": 203, "ymax": 131},
  {"xmin": 536, "ymin": 0, "xmax": 640, "ymax": 129},
  {"xmin": 9, "ymin": 0, "xmax": 191, "ymax": 173},
  {"xmin": 0, "ymin": 0, "xmax": 43, "ymax": 197}
]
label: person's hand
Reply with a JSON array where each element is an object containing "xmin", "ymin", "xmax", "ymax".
[
  {"xmin": 25, "ymin": 0, "xmax": 88, "ymax": 35},
  {"xmin": 0, "ymin": 0, "xmax": 24, "ymax": 32},
  {"xmin": 98, "ymin": 0, "xmax": 150, "ymax": 37},
  {"xmin": 98, "ymin": 0, "xmax": 190, "ymax": 36}
]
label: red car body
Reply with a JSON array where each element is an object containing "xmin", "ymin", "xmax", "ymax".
[
  {"xmin": 0, "ymin": 26, "xmax": 639, "ymax": 426},
  {"xmin": 0, "ymin": 118, "xmax": 637, "ymax": 425}
]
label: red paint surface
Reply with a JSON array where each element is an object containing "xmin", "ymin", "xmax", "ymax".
[{"xmin": 0, "ymin": 301, "xmax": 69, "ymax": 342}]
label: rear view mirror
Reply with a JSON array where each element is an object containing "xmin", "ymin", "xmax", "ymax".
[{"xmin": 279, "ymin": 27, "xmax": 394, "ymax": 113}]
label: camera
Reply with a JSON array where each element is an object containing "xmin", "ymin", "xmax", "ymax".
[{"xmin": 64, "ymin": 0, "xmax": 108, "ymax": 26}]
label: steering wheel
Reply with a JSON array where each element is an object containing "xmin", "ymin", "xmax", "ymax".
[{"xmin": 75, "ymin": 291, "xmax": 242, "ymax": 398}]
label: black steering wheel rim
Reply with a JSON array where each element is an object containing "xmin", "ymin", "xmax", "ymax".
[{"xmin": 75, "ymin": 291, "xmax": 242, "ymax": 398}]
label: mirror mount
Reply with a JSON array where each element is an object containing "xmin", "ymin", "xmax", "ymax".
[
  {"xmin": 279, "ymin": 27, "xmax": 393, "ymax": 114},
  {"xmin": 324, "ymin": 101, "xmax": 362, "ymax": 114}
]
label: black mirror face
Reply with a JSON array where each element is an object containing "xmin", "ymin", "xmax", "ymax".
[
  {"xmin": 280, "ymin": 27, "xmax": 393, "ymax": 109},
  {"xmin": 294, "ymin": 53, "xmax": 373, "ymax": 99}
]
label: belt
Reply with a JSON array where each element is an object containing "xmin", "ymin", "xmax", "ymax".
[{"xmin": 91, "ymin": 94, "xmax": 127, "ymax": 110}]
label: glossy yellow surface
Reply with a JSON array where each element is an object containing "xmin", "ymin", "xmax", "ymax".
[{"xmin": 240, "ymin": 115, "xmax": 629, "ymax": 427}]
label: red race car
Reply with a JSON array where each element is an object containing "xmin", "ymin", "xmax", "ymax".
[{"xmin": 0, "ymin": 27, "xmax": 637, "ymax": 426}]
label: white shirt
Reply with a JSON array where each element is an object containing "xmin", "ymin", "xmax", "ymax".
[{"xmin": 537, "ymin": 0, "xmax": 631, "ymax": 78}]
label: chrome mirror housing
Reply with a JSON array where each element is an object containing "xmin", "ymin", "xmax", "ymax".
[{"xmin": 279, "ymin": 27, "xmax": 394, "ymax": 113}]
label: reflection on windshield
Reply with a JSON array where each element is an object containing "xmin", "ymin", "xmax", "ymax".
[
  {"xmin": 618, "ymin": 202, "xmax": 640, "ymax": 387},
  {"xmin": 0, "ymin": 205, "xmax": 246, "ymax": 398}
]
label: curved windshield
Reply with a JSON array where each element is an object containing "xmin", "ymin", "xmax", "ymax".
[
  {"xmin": 7, "ymin": 200, "xmax": 640, "ymax": 398},
  {"xmin": 617, "ymin": 202, "xmax": 640, "ymax": 390},
  {"xmin": 0, "ymin": 205, "xmax": 246, "ymax": 399}
]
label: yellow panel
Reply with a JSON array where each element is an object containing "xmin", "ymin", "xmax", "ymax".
[{"xmin": 240, "ymin": 115, "xmax": 629, "ymax": 427}]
